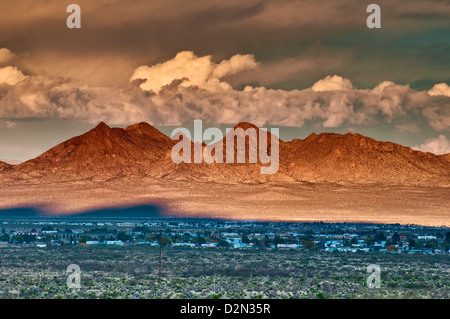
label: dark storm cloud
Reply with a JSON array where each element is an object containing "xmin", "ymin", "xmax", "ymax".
[{"xmin": 0, "ymin": 0, "xmax": 449, "ymax": 88}]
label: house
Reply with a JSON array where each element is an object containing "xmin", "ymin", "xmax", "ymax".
[
  {"xmin": 117, "ymin": 222, "xmax": 135, "ymax": 227},
  {"xmin": 42, "ymin": 230, "xmax": 57, "ymax": 234},
  {"xmin": 373, "ymin": 241, "xmax": 386, "ymax": 247},
  {"xmin": 386, "ymin": 245, "xmax": 400, "ymax": 253},
  {"xmin": 277, "ymin": 243, "xmax": 300, "ymax": 249},
  {"xmin": 226, "ymin": 238, "xmax": 245, "ymax": 248},
  {"xmin": 325, "ymin": 240, "xmax": 343, "ymax": 248},
  {"xmin": 343, "ymin": 233, "xmax": 358, "ymax": 240},
  {"xmin": 201, "ymin": 243, "xmax": 217, "ymax": 247},
  {"xmin": 417, "ymin": 235, "xmax": 436, "ymax": 240},
  {"xmin": 86, "ymin": 240, "xmax": 100, "ymax": 245},
  {"xmin": 222, "ymin": 232, "xmax": 239, "ymax": 237},
  {"xmin": 106, "ymin": 240, "xmax": 124, "ymax": 246}
]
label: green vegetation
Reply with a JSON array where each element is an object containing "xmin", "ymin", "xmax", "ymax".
[{"xmin": 0, "ymin": 246, "xmax": 448, "ymax": 299}]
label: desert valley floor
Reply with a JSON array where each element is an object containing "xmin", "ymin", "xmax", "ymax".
[{"xmin": 1, "ymin": 178, "xmax": 449, "ymax": 227}]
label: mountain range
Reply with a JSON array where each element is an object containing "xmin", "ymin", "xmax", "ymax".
[{"xmin": 1, "ymin": 122, "xmax": 449, "ymax": 187}]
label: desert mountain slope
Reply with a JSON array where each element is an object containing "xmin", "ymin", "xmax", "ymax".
[
  {"xmin": 439, "ymin": 153, "xmax": 450, "ymax": 163},
  {"xmin": 12, "ymin": 122, "xmax": 174, "ymax": 178},
  {"xmin": 0, "ymin": 161, "xmax": 12, "ymax": 173},
  {"xmin": 158, "ymin": 122, "xmax": 287, "ymax": 182},
  {"xmin": 2, "ymin": 122, "xmax": 449, "ymax": 186},
  {"xmin": 281, "ymin": 132, "xmax": 450, "ymax": 185}
]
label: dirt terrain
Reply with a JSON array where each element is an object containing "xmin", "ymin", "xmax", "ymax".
[
  {"xmin": 0, "ymin": 177, "xmax": 449, "ymax": 227},
  {"xmin": 0, "ymin": 122, "xmax": 448, "ymax": 226}
]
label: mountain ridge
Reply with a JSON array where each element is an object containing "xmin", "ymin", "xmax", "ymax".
[
  {"xmin": 0, "ymin": 161, "xmax": 12, "ymax": 172},
  {"xmin": 2, "ymin": 122, "xmax": 449, "ymax": 186}
]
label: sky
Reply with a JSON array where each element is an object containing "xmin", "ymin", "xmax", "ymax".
[{"xmin": 0, "ymin": 0, "xmax": 449, "ymax": 162}]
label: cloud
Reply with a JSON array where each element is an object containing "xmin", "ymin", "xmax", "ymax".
[
  {"xmin": 428, "ymin": 83, "xmax": 450, "ymax": 97},
  {"xmin": 421, "ymin": 107, "xmax": 450, "ymax": 131},
  {"xmin": 0, "ymin": 66, "xmax": 27, "ymax": 85},
  {"xmin": 1, "ymin": 0, "xmax": 449, "ymax": 90},
  {"xmin": 0, "ymin": 49, "xmax": 27, "ymax": 85},
  {"xmin": 366, "ymin": 81, "xmax": 409, "ymax": 122},
  {"xmin": 0, "ymin": 50, "xmax": 449, "ymax": 133},
  {"xmin": 413, "ymin": 135, "xmax": 450, "ymax": 155},
  {"xmin": 311, "ymin": 75, "xmax": 353, "ymax": 92},
  {"xmin": 0, "ymin": 48, "xmax": 15, "ymax": 66},
  {"xmin": 130, "ymin": 51, "xmax": 258, "ymax": 94}
]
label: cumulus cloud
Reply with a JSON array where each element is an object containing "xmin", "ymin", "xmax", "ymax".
[
  {"xmin": 421, "ymin": 106, "xmax": 450, "ymax": 132},
  {"xmin": 0, "ymin": 48, "xmax": 15, "ymax": 66},
  {"xmin": 311, "ymin": 75, "xmax": 353, "ymax": 92},
  {"xmin": 366, "ymin": 81, "xmax": 409, "ymax": 122},
  {"xmin": 428, "ymin": 83, "xmax": 450, "ymax": 97},
  {"xmin": 0, "ymin": 49, "xmax": 27, "ymax": 85},
  {"xmin": 0, "ymin": 50, "xmax": 450, "ymax": 133},
  {"xmin": 413, "ymin": 135, "xmax": 450, "ymax": 155},
  {"xmin": 0, "ymin": 66, "xmax": 27, "ymax": 85},
  {"xmin": 130, "ymin": 51, "xmax": 258, "ymax": 94}
]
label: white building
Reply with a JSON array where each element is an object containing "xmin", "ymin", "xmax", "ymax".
[
  {"xmin": 106, "ymin": 240, "xmax": 124, "ymax": 246},
  {"xmin": 417, "ymin": 235, "xmax": 436, "ymax": 240},
  {"xmin": 86, "ymin": 240, "xmax": 100, "ymax": 245},
  {"xmin": 277, "ymin": 243, "xmax": 300, "ymax": 249}
]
